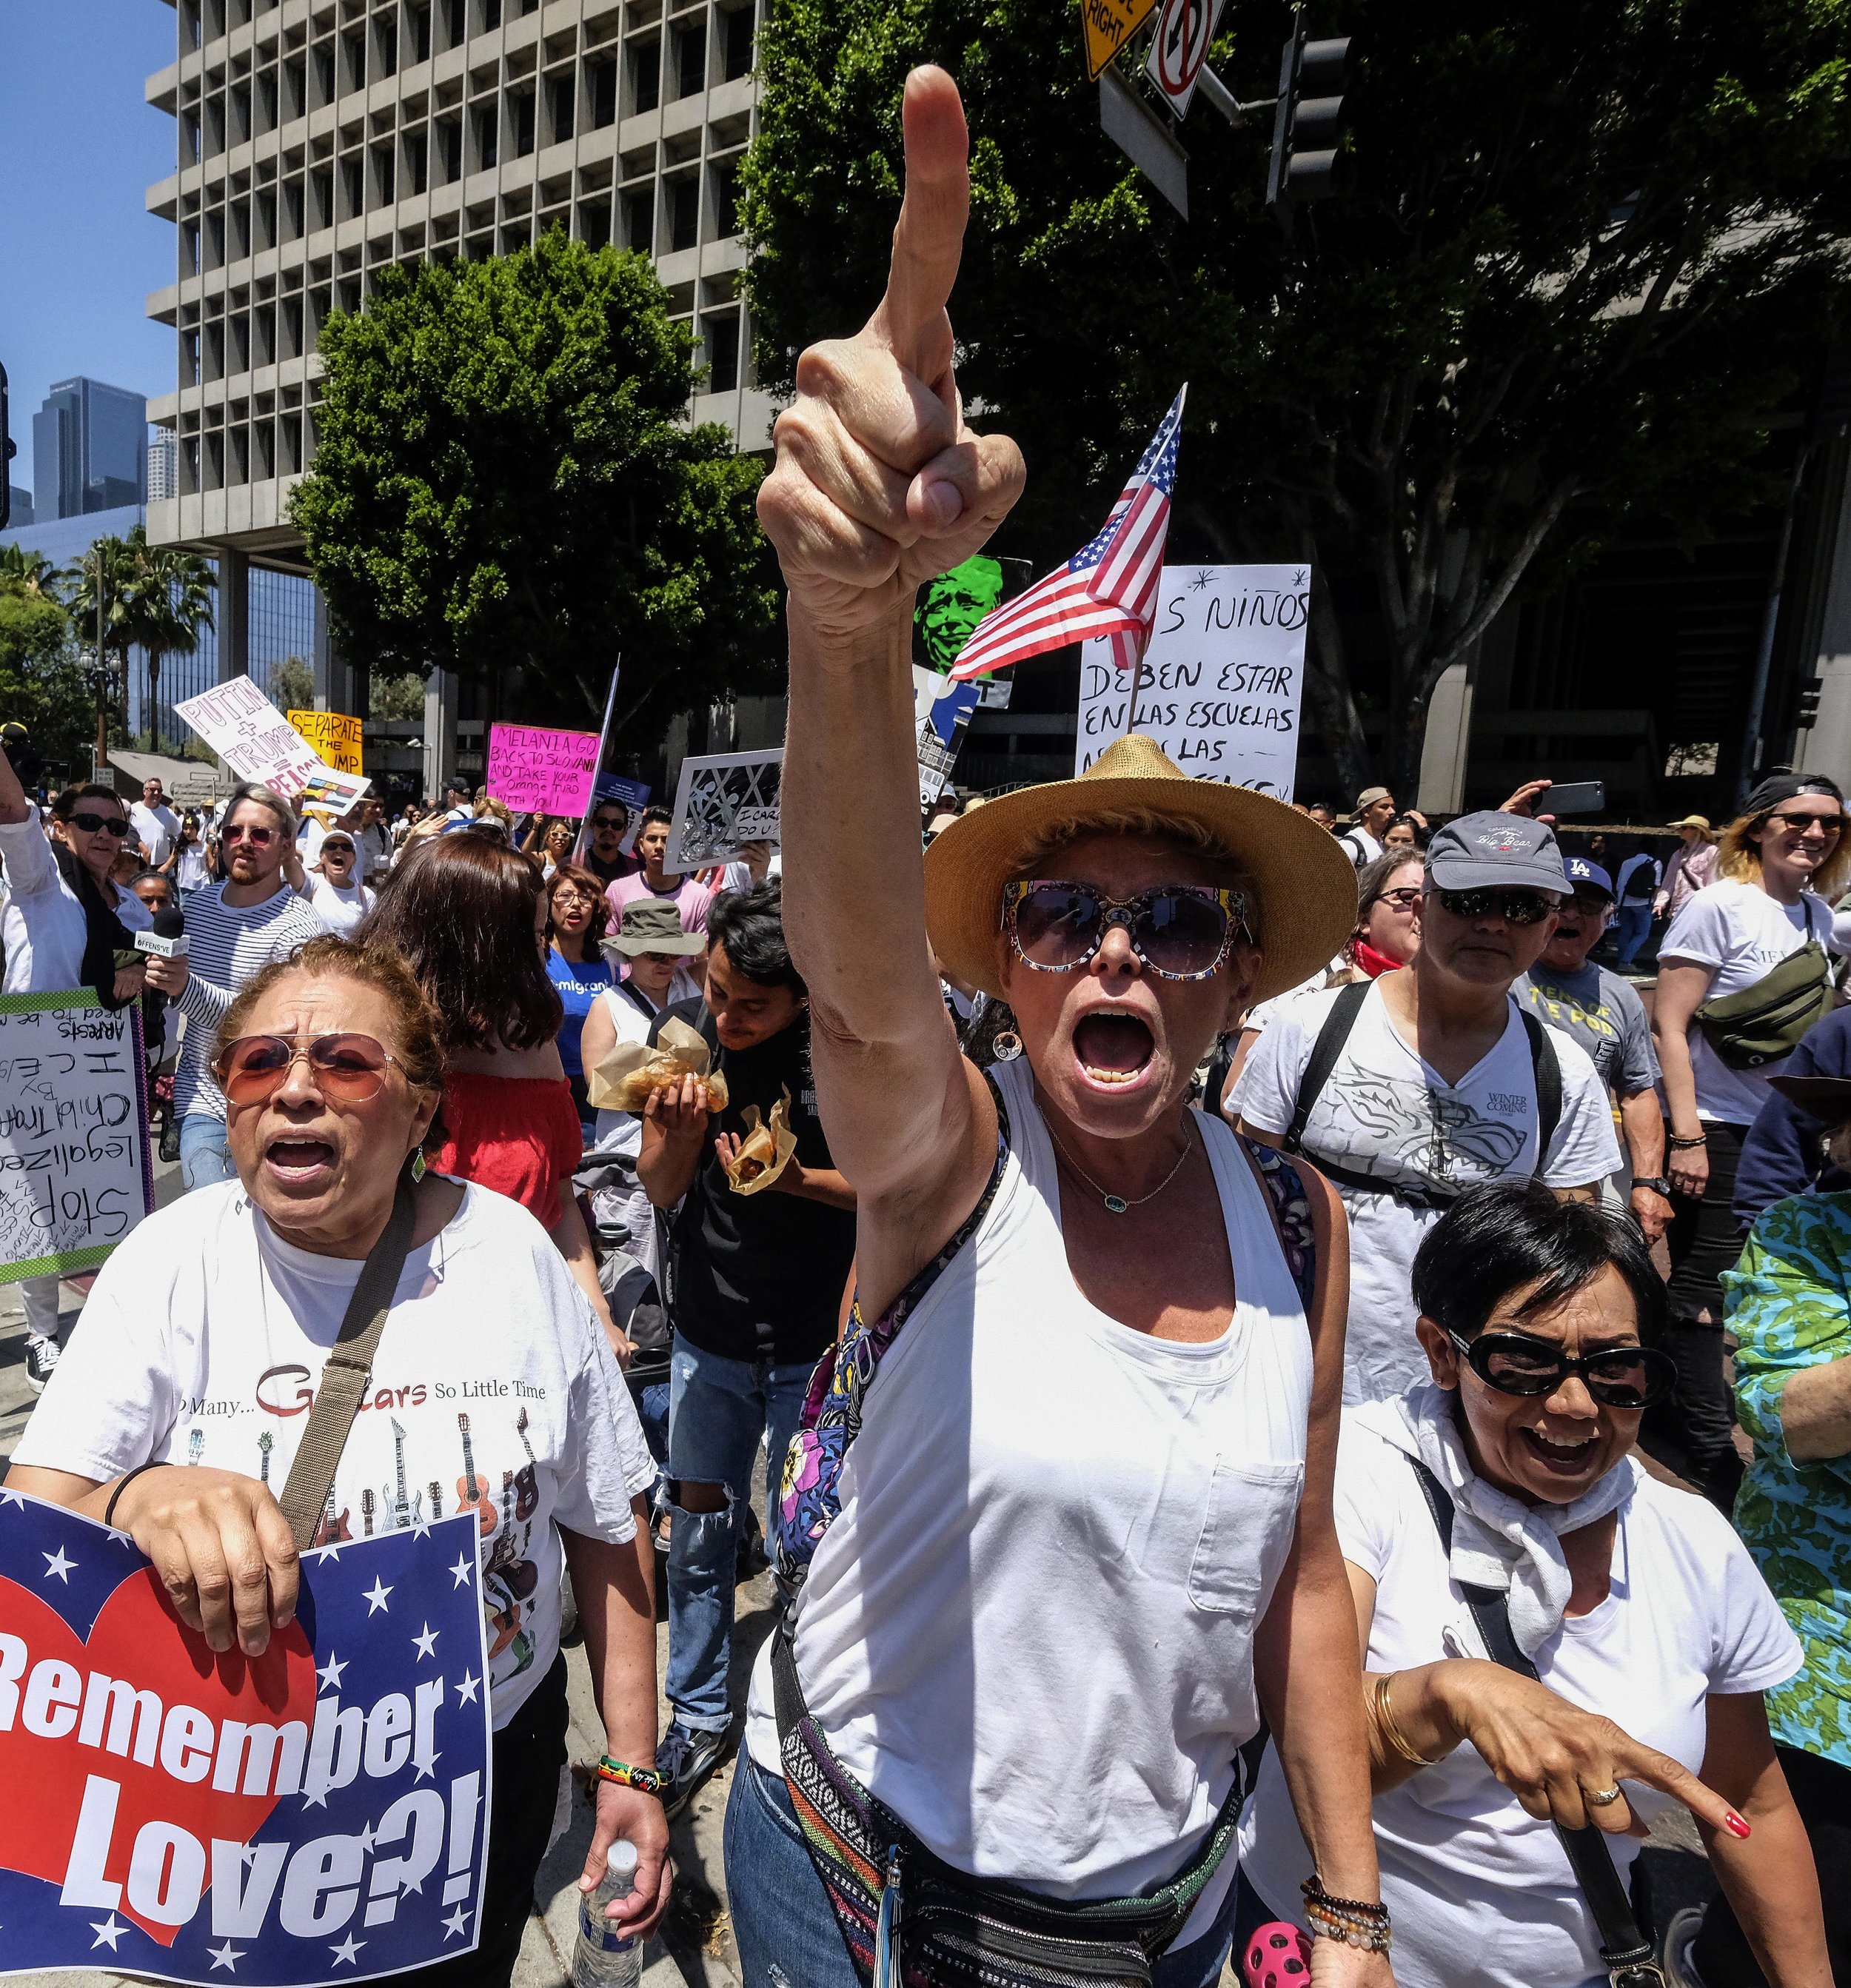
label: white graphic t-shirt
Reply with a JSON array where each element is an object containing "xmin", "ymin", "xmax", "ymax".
[
  {"xmin": 15, "ymin": 1179, "xmax": 655, "ymax": 1727},
  {"xmin": 1231, "ymin": 983, "xmax": 1619, "ymax": 1402}
]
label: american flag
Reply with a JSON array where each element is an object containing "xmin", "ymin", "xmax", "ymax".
[{"xmin": 948, "ymin": 386, "xmax": 1186, "ymax": 682}]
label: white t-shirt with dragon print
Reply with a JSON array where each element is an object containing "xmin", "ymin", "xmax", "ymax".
[{"xmin": 15, "ymin": 1179, "xmax": 655, "ymax": 1728}]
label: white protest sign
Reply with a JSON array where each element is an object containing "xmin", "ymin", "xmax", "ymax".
[
  {"xmin": 664, "ymin": 749, "xmax": 784, "ymax": 874},
  {"xmin": 0, "ymin": 991, "xmax": 151, "ymax": 1282},
  {"xmin": 175, "ymin": 676, "xmax": 370, "ymax": 809},
  {"xmin": 1076, "ymin": 563, "xmax": 1309, "ymax": 796}
]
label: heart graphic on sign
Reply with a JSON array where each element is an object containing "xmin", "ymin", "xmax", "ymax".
[{"xmin": 0, "ymin": 1567, "xmax": 317, "ymax": 1944}]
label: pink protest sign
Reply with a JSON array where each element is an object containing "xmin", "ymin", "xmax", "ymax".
[{"xmin": 484, "ymin": 724, "xmax": 601, "ymax": 816}]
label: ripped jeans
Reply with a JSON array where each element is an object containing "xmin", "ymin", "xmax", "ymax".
[{"xmin": 665, "ymin": 1336, "xmax": 814, "ymax": 1735}]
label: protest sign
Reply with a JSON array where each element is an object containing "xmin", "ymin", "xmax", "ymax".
[
  {"xmin": 485, "ymin": 724, "xmax": 601, "ymax": 818},
  {"xmin": 663, "ymin": 749, "xmax": 783, "ymax": 874},
  {"xmin": 0, "ymin": 991, "xmax": 151, "ymax": 1285},
  {"xmin": 914, "ymin": 673, "xmax": 981, "ymax": 812},
  {"xmin": 174, "ymin": 680, "xmax": 370, "ymax": 810},
  {"xmin": 1075, "ymin": 563, "xmax": 1309, "ymax": 797},
  {"xmin": 0, "ymin": 1496, "xmax": 493, "ymax": 1984},
  {"xmin": 286, "ymin": 711, "xmax": 365, "ymax": 776},
  {"xmin": 593, "ymin": 774, "xmax": 651, "ymax": 813}
]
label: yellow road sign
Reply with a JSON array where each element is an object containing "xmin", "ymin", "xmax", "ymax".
[{"xmin": 1081, "ymin": 0, "xmax": 1159, "ymax": 81}]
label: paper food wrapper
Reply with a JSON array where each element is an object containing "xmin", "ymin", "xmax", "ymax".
[
  {"xmin": 588, "ymin": 1014, "xmax": 731, "ymax": 1114},
  {"xmin": 724, "ymin": 1086, "xmax": 797, "ymax": 1196}
]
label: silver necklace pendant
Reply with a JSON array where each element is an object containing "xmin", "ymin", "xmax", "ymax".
[{"xmin": 1102, "ymin": 1194, "xmax": 1130, "ymax": 1214}]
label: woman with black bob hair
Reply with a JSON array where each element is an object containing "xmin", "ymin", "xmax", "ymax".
[{"xmin": 1236, "ymin": 1179, "xmax": 1830, "ymax": 1988}]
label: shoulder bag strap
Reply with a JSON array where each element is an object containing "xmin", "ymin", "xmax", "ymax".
[
  {"xmin": 1519, "ymin": 1008, "xmax": 1564, "ymax": 1170},
  {"xmin": 1406, "ymin": 1459, "xmax": 1664, "ymax": 1987},
  {"xmin": 275, "ymin": 1174, "xmax": 419, "ymax": 1548},
  {"xmin": 1283, "ymin": 980, "xmax": 1371, "ymax": 1154},
  {"xmin": 1235, "ymin": 1136, "xmax": 1319, "ymax": 1317}
]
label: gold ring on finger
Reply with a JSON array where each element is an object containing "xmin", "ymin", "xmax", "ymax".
[{"xmin": 1584, "ymin": 1784, "xmax": 1622, "ymax": 1808}]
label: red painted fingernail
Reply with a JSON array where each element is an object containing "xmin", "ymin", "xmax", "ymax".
[{"xmin": 1724, "ymin": 1812, "xmax": 1750, "ymax": 1838}]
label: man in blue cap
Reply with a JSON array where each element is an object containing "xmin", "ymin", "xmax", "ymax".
[{"xmin": 1520, "ymin": 854, "xmax": 1673, "ymax": 1239}]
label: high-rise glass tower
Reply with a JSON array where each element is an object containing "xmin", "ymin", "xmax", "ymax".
[{"xmin": 31, "ymin": 377, "xmax": 148, "ymax": 521}]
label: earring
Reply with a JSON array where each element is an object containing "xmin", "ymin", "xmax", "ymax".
[
  {"xmin": 991, "ymin": 1031, "xmax": 1022, "ymax": 1063},
  {"xmin": 410, "ymin": 1150, "xmax": 427, "ymax": 1184}
]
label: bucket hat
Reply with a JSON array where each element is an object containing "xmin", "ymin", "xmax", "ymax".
[
  {"xmin": 603, "ymin": 897, "xmax": 706, "ymax": 957},
  {"xmin": 923, "ymin": 734, "xmax": 1359, "ymax": 1004}
]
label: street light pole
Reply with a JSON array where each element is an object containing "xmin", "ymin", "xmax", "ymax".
[{"xmin": 92, "ymin": 549, "xmax": 109, "ymax": 778}]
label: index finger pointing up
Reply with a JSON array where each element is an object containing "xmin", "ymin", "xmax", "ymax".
[{"xmin": 871, "ymin": 67, "xmax": 971, "ymax": 381}]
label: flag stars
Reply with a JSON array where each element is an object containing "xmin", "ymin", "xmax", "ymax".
[
  {"xmin": 441, "ymin": 1907, "xmax": 471, "ymax": 1940},
  {"xmin": 329, "ymin": 1933, "xmax": 365, "ymax": 1967},
  {"xmin": 1, "ymin": 1489, "xmax": 26, "ymax": 1508},
  {"xmin": 362, "ymin": 1576, "xmax": 393, "ymax": 1614},
  {"xmin": 207, "ymin": 1938, "xmax": 244, "ymax": 1972},
  {"xmin": 449, "ymin": 1553, "xmax": 473, "ymax": 1589},
  {"xmin": 318, "ymin": 1651, "xmax": 348, "ymax": 1693},
  {"xmin": 455, "ymin": 1669, "xmax": 481, "ymax": 1705},
  {"xmin": 89, "ymin": 1915, "xmax": 127, "ymax": 1951},
  {"xmin": 42, "ymin": 1544, "xmax": 77, "ymax": 1582},
  {"xmin": 412, "ymin": 1622, "xmax": 440, "ymax": 1660}
]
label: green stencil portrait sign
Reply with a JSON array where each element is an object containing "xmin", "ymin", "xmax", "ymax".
[{"xmin": 914, "ymin": 555, "xmax": 1009, "ymax": 675}]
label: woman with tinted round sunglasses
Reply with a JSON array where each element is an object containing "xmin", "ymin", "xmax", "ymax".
[
  {"xmin": 1649, "ymin": 774, "xmax": 1851, "ymax": 1512},
  {"xmin": 1236, "ymin": 1180, "xmax": 1830, "ymax": 1988}
]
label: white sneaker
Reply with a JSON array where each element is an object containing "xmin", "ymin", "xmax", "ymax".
[{"xmin": 24, "ymin": 1335, "xmax": 61, "ymax": 1394}]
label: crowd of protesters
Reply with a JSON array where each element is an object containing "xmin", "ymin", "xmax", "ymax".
[{"xmin": 3, "ymin": 70, "xmax": 1849, "ymax": 1988}]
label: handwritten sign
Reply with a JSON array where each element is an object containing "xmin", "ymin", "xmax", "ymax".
[
  {"xmin": 1076, "ymin": 563, "xmax": 1309, "ymax": 797},
  {"xmin": 174, "ymin": 680, "xmax": 369, "ymax": 810},
  {"xmin": 287, "ymin": 711, "xmax": 365, "ymax": 776},
  {"xmin": 664, "ymin": 749, "xmax": 783, "ymax": 874},
  {"xmin": 0, "ymin": 1496, "xmax": 493, "ymax": 1984},
  {"xmin": 0, "ymin": 992, "xmax": 151, "ymax": 1284},
  {"xmin": 485, "ymin": 724, "xmax": 601, "ymax": 817}
]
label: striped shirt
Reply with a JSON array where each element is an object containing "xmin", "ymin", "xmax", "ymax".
[{"xmin": 175, "ymin": 880, "xmax": 328, "ymax": 1121}]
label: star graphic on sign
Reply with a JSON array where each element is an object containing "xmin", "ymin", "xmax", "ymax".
[
  {"xmin": 415, "ymin": 1747, "xmax": 442, "ymax": 1782},
  {"xmin": 312, "ymin": 1543, "xmax": 342, "ymax": 1564},
  {"xmin": 441, "ymin": 1907, "xmax": 470, "ymax": 1940},
  {"xmin": 362, "ymin": 1576, "xmax": 392, "ymax": 1614},
  {"xmin": 329, "ymin": 1933, "xmax": 365, "ymax": 1967},
  {"xmin": 318, "ymin": 1651, "xmax": 348, "ymax": 1693},
  {"xmin": 449, "ymin": 1553, "xmax": 473, "ymax": 1589},
  {"xmin": 411, "ymin": 1516, "xmax": 433, "ymax": 1541},
  {"xmin": 412, "ymin": 1622, "xmax": 440, "ymax": 1660},
  {"xmin": 455, "ymin": 1669, "xmax": 481, "ymax": 1705},
  {"xmin": 207, "ymin": 1938, "xmax": 244, "ymax": 1972},
  {"xmin": 43, "ymin": 1545, "xmax": 77, "ymax": 1582},
  {"xmin": 1188, "ymin": 568, "xmax": 1214, "ymax": 592},
  {"xmin": 90, "ymin": 1915, "xmax": 127, "ymax": 1951},
  {"xmin": 1293, "ymin": 569, "xmax": 1308, "ymax": 587},
  {"xmin": 356, "ymin": 1824, "xmax": 378, "ymax": 1853},
  {"xmin": 301, "ymin": 1784, "xmax": 329, "ymax": 1810},
  {"xmin": 1, "ymin": 1489, "xmax": 27, "ymax": 1508}
]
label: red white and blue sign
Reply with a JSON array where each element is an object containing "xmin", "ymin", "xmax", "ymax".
[{"xmin": 0, "ymin": 1493, "xmax": 492, "ymax": 1984}]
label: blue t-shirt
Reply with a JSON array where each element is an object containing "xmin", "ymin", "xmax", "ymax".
[{"xmin": 546, "ymin": 948, "xmax": 614, "ymax": 1079}]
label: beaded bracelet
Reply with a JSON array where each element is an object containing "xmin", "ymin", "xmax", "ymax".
[
  {"xmin": 1372, "ymin": 1672, "xmax": 1445, "ymax": 1769},
  {"xmin": 1667, "ymin": 1134, "xmax": 1708, "ymax": 1149},
  {"xmin": 1302, "ymin": 1878, "xmax": 1392, "ymax": 1953},
  {"xmin": 595, "ymin": 1756, "xmax": 663, "ymax": 1798}
]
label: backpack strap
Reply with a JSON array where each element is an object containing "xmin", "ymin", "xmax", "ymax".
[
  {"xmin": 1519, "ymin": 1008, "xmax": 1564, "ymax": 1170},
  {"xmin": 1236, "ymin": 1136, "xmax": 1319, "ymax": 1318},
  {"xmin": 1283, "ymin": 980, "xmax": 1370, "ymax": 1154}
]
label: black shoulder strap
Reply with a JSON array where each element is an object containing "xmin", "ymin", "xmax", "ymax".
[
  {"xmin": 1283, "ymin": 980, "xmax": 1370, "ymax": 1154},
  {"xmin": 1519, "ymin": 1008, "xmax": 1564, "ymax": 1171},
  {"xmin": 1408, "ymin": 1460, "xmax": 1662, "ymax": 1984}
]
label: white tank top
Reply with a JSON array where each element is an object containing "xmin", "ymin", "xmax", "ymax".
[{"xmin": 744, "ymin": 1057, "xmax": 1315, "ymax": 1923}]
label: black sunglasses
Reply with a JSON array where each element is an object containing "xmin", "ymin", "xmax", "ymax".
[
  {"xmin": 1448, "ymin": 1328, "xmax": 1676, "ymax": 1409},
  {"xmin": 1434, "ymin": 887, "xmax": 1557, "ymax": 927},
  {"xmin": 70, "ymin": 811, "xmax": 129, "ymax": 835},
  {"xmin": 1373, "ymin": 885, "xmax": 1422, "ymax": 910},
  {"xmin": 1003, "ymin": 880, "xmax": 1248, "ymax": 983}
]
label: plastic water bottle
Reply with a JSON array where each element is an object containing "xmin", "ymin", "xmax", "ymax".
[{"xmin": 572, "ymin": 1840, "xmax": 641, "ymax": 1988}]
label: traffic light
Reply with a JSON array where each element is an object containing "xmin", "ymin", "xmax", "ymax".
[
  {"xmin": 1797, "ymin": 680, "xmax": 1823, "ymax": 729},
  {"xmin": 0, "ymin": 363, "xmax": 12, "ymax": 532},
  {"xmin": 1267, "ymin": 20, "xmax": 1351, "ymax": 227}
]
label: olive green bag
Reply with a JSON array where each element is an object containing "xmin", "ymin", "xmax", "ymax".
[{"xmin": 1695, "ymin": 901, "xmax": 1833, "ymax": 1070}]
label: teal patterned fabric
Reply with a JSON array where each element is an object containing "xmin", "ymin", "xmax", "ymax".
[{"xmin": 1723, "ymin": 1189, "xmax": 1851, "ymax": 1770}]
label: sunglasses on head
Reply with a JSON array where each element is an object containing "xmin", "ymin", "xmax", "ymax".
[
  {"xmin": 1003, "ymin": 880, "xmax": 1248, "ymax": 983},
  {"xmin": 1434, "ymin": 886, "xmax": 1556, "ymax": 927},
  {"xmin": 70, "ymin": 811, "xmax": 129, "ymax": 835},
  {"xmin": 224, "ymin": 823, "xmax": 277, "ymax": 846},
  {"xmin": 1447, "ymin": 1327, "xmax": 1676, "ymax": 1409},
  {"xmin": 213, "ymin": 1031, "xmax": 402, "ymax": 1107}
]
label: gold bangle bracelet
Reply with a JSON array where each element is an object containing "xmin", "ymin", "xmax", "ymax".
[{"xmin": 1373, "ymin": 1671, "xmax": 1445, "ymax": 1769}]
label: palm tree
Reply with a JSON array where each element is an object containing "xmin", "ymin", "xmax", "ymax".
[
  {"xmin": 0, "ymin": 544, "xmax": 59, "ymax": 594},
  {"xmin": 61, "ymin": 525, "xmax": 216, "ymax": 757},
  {"xmin": 138, "ymin": 543, "xmax": 216, "ymax": 751}
]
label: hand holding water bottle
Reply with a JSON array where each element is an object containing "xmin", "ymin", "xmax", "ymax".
[{"xmin": 573, "ymin": 1773, "xmax": 672, "ymax": 1981}]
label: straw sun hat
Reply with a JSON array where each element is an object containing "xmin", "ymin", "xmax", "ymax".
[{"xmin": 923, "ymin": 734, "xmax": 1359, "ymax": 1006}]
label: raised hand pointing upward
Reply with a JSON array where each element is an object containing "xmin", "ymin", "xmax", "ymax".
[{"xmin": 757, "ymin": 67, "xmax": 1026, "ymax": 639}]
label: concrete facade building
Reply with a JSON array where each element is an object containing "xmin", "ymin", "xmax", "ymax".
[
  {"xmin": 143, "ymin": 0, "xmax": 769, "ymax": 695},
  {"xmin": 31, "ymin": 377, "xmax": 148, "ymax": 523}
]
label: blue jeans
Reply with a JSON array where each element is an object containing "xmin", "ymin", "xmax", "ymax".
[
  {"xmin": 179, "ymin": 1113, "xmax": 235, "ymax": 1191},
  {"xmin": 665, "ymin": 1338, "xmax": 813, "ymax": 1734},
  {"xmin": 1614, "ymin": 900, "xmax": 1653, "ymax": 967},
  {"xmin": 724, "ymin": 1756, "xmax": 1238, "ymax": 1988}
]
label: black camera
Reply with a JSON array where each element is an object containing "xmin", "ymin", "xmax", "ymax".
[{"xmin": 0, "ymin": 723, "xmax": 44, "ymax": 795}]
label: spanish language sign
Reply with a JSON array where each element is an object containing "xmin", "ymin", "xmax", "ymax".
[
  {"xmin": 1075, "ymin": 563, "xmax": 1310, "ymax": 797},
  {"xmin": 0, "ymin": 1495, "xmax": 493, "ymax": 1984},
  {"xmin": 484, "ymin": 723, "xmax": 602, "ymax": 818},
  {"xmin": 0, "ymin": 991, "xmax": 151, "ymax": 1285},
  {"xmin": 287, "ymin": 711, "xmax": 365, "ymax": 777},
  {"xmin": 664, "ymin": 749, "xmax": 783, "ymax": 874}
]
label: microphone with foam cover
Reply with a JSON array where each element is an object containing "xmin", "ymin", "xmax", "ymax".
[{"xmin": 134, "ymin": 904, "xmax": 190, "ymax": 960}]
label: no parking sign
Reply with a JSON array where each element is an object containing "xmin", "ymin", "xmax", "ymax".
[{"xmin": 1145, "ymin": 0, "xmax": 1228, "ymax": 118}]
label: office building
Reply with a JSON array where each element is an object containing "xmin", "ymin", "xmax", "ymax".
[
  {"xmin": 144, "ymin": 0, "xmax": 767, "ymax": 702},
  {"xmin": 5, "ymin": 487, "xmax": 31, "ymax": 528},
  {"xmin": 31, "ymin": 377, "xmax": 148, "ymax": 523},
  {"xmin": 147, "ymin": 425, "xmax": 181, "ymax": 502}
]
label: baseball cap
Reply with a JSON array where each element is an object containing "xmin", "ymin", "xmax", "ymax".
[
  {"xmin": 1425, "ymin": 811, "xmax": 1570, "ymax": 896},
  {"xmin": 1563, "ymin": 856, "xmax": 1614, "ymax": 899},
  {"xmin": 1355, "ymin": 786, "xmax": 1393, "ymax": 811},
  {"xmin": 1742, "ymin": 773, "xmax": 1844, "ymax": 817}
]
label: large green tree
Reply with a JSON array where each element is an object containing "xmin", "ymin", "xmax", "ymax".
[
  {"xmin": 742, "ymin": 0, "xmax": 1851, "ymax": 790},
  {"xmin": 289, "ymin": 229, "xmax": 780, "ymax": 745},
  {"xmin": 0, "ymin": 569, "xmax": 93, "ymax": 775}
]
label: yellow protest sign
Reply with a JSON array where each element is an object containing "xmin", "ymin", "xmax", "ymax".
[
  {"xmin": 287, "ymin": 708, "xmax": 365, "ymax": 775},
  {"xmin": 1081, "ymin": 0, "xmax": 1159, "ymax": 79}
]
